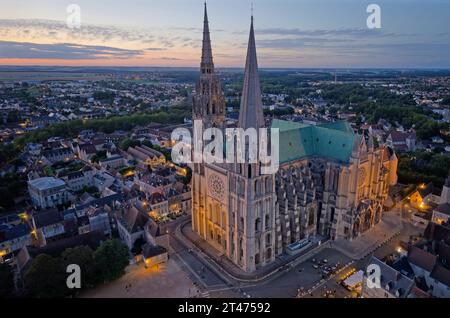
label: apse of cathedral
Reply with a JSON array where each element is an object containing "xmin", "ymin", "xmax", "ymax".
[{"xmin": 191, "ymin": 4, "xmax": 398, "ymax": 273}]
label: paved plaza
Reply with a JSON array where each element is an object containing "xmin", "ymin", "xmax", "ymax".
[
  {"xmin": 80, "ymin": 258, "xmax": 200, "ymax": 298},
  {"xmin": 220, "ymin": 248, "xmax": 352, "ymax": 298},
  {"xmin": 333, "ymin": 211, "xmax": 403, "ymax": 260}
]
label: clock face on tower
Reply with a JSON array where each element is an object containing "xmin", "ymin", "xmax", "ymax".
[{"xmin": 208, "ymin": 174, "xmax": 225, "ymax": 201}]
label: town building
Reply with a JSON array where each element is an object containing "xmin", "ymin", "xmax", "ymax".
[
  {"xmin": 31, "ymin": 209, "xmax": 66, "ymax": 246},
  {"xmin": 362, "ymin": 256, "xmax": 415, "ymax": 298},
  {"xmin": 99, "ymin": 155, "xmax": 125, "ymax": 170},
  {"xmin": 386, "ymin": 130, "xmax": 416, "ymax": 152},
  {"xmin": 0, "ymin": 222, "xmax": 32, "ymax": 262},
  {"xmin": 127, "ymin": 145, "xmax": 166, "ymax": 168},
  {"xmin": 117, "ymin": 205, "xmax": 148, "ymax": 249},
  {"xmin": 406, "ymin": 221, "xmax": 450, "ymax": 298},
  {"xmin": 60, "ymin": 166, "xmax": 94, "ymax": 192},
  {"xmin": 41, "ymin": 147, "xmax": 75, "ymax": 164},
  {"xmin": 432, "ymin": 203, "xmax": 450, "ymax": 225},
  {"xmin": 28, "ymin": 177, "xmax": 69, "ymax": 209},
  {"xmin": 408, "ymin": 182, "xmax": 441, "ymax": 210}
]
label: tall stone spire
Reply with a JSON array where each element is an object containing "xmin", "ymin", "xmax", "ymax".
[
  {"xmin": 238, "ymin": 15, "xmax": 265, "ymax": 130},
  {"xmin": 201, "ymin": 2, "xmax": 214, "ymax": 74},
  {"xmin": 193, "ymin": 2, "xmax": 225, "ymax": 129}
]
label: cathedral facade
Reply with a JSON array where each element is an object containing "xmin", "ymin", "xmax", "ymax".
[{"xmin": 191, "ymin": 5, "xmax": 398, "ymax": 273}]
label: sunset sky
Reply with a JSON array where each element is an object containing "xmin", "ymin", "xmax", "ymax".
[{"xmin": 0, "ymin": 0, "xmax": 449, "ymax": 68}]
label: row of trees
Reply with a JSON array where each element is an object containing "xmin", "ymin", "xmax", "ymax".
[
  {"xmin": 398, "ymin": 150, "xmax": 450, "ymax": 187},
  {"xmin": 22, "ymin": 239, "xmax": 129, "ymax": 298},
  {"xmin": 14, "ymin": 106, "xmax": 190, "ymax": 148},
  {"xmin": 0, "ymin": 174, "xmax": 27, "ymax": 211},
  {"xmin": 321, "ymin": 84, "xmax": 448, "ymax": 140}
]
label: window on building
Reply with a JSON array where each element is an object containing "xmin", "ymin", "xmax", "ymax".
[
  {"xmin": 255, "ymin": 218, "xmax": 260, "ymax": 233},
  {"xmin": 308, "ymin": 208, "xmax": 315, "ymax": 226},
  {"xmin": 330, "ymin": 207, "xmax": 335, "ymax": 222},
  {"xmin": 266, "ymin": 248, "xmax": 272, "ymax": 260},
  {"xmin": 266, "ymin": 233, "xmax": 271, "ymax": 246}
]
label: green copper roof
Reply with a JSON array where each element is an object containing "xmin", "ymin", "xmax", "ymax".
[
  {"xmin": 317, "ymin": 121, "xmax": 354, "ymax": 134},
  {"xmin": 271, "ymin": 119, "xmax": 357, "ymax": 164}
]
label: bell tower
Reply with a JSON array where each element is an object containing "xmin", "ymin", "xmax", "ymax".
[
  {"xmin": 228, "ymin": 15, "xmax": 277, "ymax": 272},
  {"xmin": 192, "ymin": 3, "xmax": 225, "ymax": 129}
]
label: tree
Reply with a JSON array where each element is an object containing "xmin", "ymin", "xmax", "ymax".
[
  {"xmin": 90, "ymin": 150, "xmax": 107, "ymax": 163},
  {"xmin": 397, "ymin": 151, "xmax": 450, "ymax": 187},
  {"xmin": 60, "ymin": 246, "xmax": 99, "ymax": 290},
  {"xmin": 24, "ymin": 254, "xmax": 67, "ymax": 298},
  {"xmin": 142, "ymin": 139, "xmax": 153, "ymax": 148},
  {"xmin": 0, "ymin": 263, "xmax": 14, "ymax": 298},
  {"xmin": 93, "ymin": 239, "xmax": 129, "ymax": 282},
  {"xmin": 7, "ymin": 110, "xmax": 19, "ymax": 123},
  {"xmin": 119, "ymin": 138, "xmax": 141, "ymax": 151}
]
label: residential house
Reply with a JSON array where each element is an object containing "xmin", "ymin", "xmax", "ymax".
[
  {"xmin": 93, "ymin": 171, "xmax": 115, "ymax": 192},
  {"xmin": 78, "ymin": 143, "xmax": 97, "ymax": 162},
  {"xmin": 0, "ymin": 223, "xmax": 32, "ymax": 262},
  {"xmin": 387, "ymin": 130, "xmax": 416, "ymax": 152},
  {"xmin": 28, "ymin": 177, "xmax": 69, "ymax": 209},
  {"xmin": 363, "ymin": 256, "xmax": 415, "ymax": 298},
  {"xmin": 432, "ymin": 203, "xmax": 450, "ymax": 225},
  {"xmin": 167, "ymin": 182, "xmax": 191, "ymax": 215},
  {"xmin": 32, "ymin": 209, "xmax": 66, "ymax": 246},
  {"xmin": 127, "ymin": 145, "xmax": 166, "ymax": 168},
  {"xmin": 117, "ymin": 205, "xmax": 148, "ymax": 249},
  {"xmin": 60, "ymin": 166, "xmax": 94, "ymax": 192},
  {"xmin": 85, "ymin": 207, "xmax": 111, "ymax": 236},
  {"xmin": 406, "ymin": 222, "xmax": 450, "ymax": 298},
  {"xmin": 408, "ymin": 182, "xmax": 441, "ymax": 210},
  {"xmin": 99, "ymin": 155, "xmax": 125, "ymax": 170},
  {"xmin": 147, "ymin": 192, "xmax": 169, "ymax": 218},
  {"xmin": 41, "ymin": 147, "xmax": 75, "ymax": 164}
]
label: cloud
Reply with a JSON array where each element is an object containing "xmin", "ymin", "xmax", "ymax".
[
  {"xmin": 145, "ymin": 47, "xmax": 166, "ymax": 51},
  {"xmin": 255, "ymin": 27, "xmax": 411, "ymax": 38},
  {"xmin": 172, "ymin": 27, "xmax": 225, "ymax": 33},
  {"xmin": 0, "ymin": 41, "xmax": 144, "ymax": 59},
  {"xmin": 257, "ymin": 37, "xmax": 352, "ymax": 49},
  {"xmin": 0, "ymin": 19, "xmax": 157, "ymax": 44},
  {"xmin": 159, "ymin": 57, "xmax": 181, "ymax": 61}
]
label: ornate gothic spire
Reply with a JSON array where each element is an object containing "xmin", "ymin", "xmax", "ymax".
[
  {"xmin": 201, "ymin": 2, "xmax": 214, "ymax": 74},
  {"xmin": 193, "ymin": 2, "xmax": 225, "ymax": 128},
  {"xmin": 238, "ymin": 15, "xmax": 265, "ymax": 130}
]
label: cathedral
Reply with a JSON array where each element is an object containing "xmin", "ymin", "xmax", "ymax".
[{"xmin": 191, "ymin": 4, "xmax": 398, "ymax": 273}]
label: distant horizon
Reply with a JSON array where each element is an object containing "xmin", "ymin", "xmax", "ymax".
[{"xmin": 1, "ymin": 65, "xmax": 450, "ymax": 71}]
